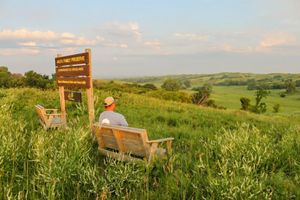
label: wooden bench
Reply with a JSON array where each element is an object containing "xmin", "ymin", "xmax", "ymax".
[
  {"xmin": 93, "ymin": 123, "xmax": 174, "ymax": 162},
  {"xmin": 35, "ymin": 105, "xmax": 66, "ymax": 130}
]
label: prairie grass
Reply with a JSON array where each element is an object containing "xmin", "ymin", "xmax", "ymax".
[{"xmin": 0, "ymin": 88, "xmax": 299, "ymax": 199}]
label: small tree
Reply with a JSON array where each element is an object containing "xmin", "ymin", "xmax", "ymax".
[
  {"xmin": 0, "ymin": 66, "xmax": 11, "ymax": 88},
  {"xmin": 161, "ymin": 79, "xmax": 181, "ymax": 91},
  {"xmin": 182, "ymin": 80, "xmax": 191, "ymax": 88},
  {"xmin": 252, "ymin": 88, "xmax": 269, "ymax": 113},
  {"xmin": 142, "ymin": 83, "xmax": 157, "ymax": 90},
  {"xmin": 240, "ymin": 97, "xmax": 251, "ymax": 111},
  {"xmin": 285, "ymin": 79, "xmax": 297, "ymax": 94},
  {"xmin": 192, "ymin": 84, "xmax": 212, "ymax": 105},
  {"xmin": 24, "ymin": 70, "xmax": 53, "ymax": 89},
  {"xmin": 273, "ymin": 104, "xmax": 280, "ymax": 113}
]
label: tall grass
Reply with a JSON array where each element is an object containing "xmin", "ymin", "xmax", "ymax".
[{"xmin": 0, "ymin": 88, "xmax": 299, "ymax": 199}]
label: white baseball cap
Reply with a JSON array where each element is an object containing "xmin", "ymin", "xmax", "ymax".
[{"xmin": 104, "ymin": 96, "xmax": 115, "ymax": 106}]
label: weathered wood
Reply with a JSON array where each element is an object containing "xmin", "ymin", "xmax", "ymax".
[
  {"xmin": 93, "ymin": 123, "xmax": 174, "ymax": 162},
  {"xmin": 85, "ymin": 49, "xmax": 94, "ymax": 129},
  {"xmin": 98, "ymin": 148, "xmax": 145, "ymax": 163},
  {"xmin": 147, "ymin": 138, "xmax": 174, "ymax": 143},
  {"xmin": 55, "ymin": 52, "xmax": 89, "ymax": 67},
  {"xmin": 64, "ymin": 91, "xmax": 82, "ymax": 102},
  {"xmin": 35, "ymin": 105, "xmax": 66, "ymax": 130},
  {"xmin": 58, "ymin": 86, "xmax": 66, "ymax": 122},
  {"xmin": 113, "ymin": 130, "xmax": 126, "ymax": 152}
]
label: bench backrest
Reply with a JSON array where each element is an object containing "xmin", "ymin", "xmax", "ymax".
[
  {"xmin": 35, "ymin": 105, "xmax": 47, "ymax": 123},
  {"xmin": 94, "ymin": 123, "xmax": 150, "ymax": 157}
]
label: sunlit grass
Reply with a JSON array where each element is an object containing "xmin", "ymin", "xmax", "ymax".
[{"xmin": 0, "ymin": 88, "xmax": 299, "ymax": 199}]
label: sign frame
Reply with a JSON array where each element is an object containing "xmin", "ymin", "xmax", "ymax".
[{"xmin": 56, "ymin": 49, "xmax": 94, "ymax": 129}]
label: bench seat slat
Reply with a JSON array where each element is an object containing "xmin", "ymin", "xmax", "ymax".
[{"xmin": 93, "ymin": 123, "xmax": 174, "ymax": 162}]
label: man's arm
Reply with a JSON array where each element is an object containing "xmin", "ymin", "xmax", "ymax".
[{"xmin": 120, "ymin": 115, "xmax": 128, "ymax": 127}]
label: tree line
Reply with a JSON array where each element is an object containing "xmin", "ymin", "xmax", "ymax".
[{"xmin": 0, "ymin": 66, "xmax": 55, "ymax": 89}]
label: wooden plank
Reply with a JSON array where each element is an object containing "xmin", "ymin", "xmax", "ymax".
[
  {"xmin": 58, "ymin": 86, "xmax": 66, "ymax": 122},
  {"xmin": 101, "ymin": 135, "xmax": 118, "ymax": 149},
  {"xmin": 55, "ymin": 52, "xmax": 89, "ymax": 67},
  {"xmin": 85, "ymin": 49, "xmax": 94, "ymax": 129},
  {"xmin": 64, "ymin": 91, "xmax": 82, "ymax": 102},
  {"xmin": 113, "ymin": 130, "xmax": 126, "ymax": 152},
  {"xmin": 100, "ymin": 124, "xmax": 145, "ymax": 134},
  {"xmin": 57, "ymin": 77, "xmax": 90, "ymax": 89},
  {"xmin": 98, "ymin": 148, "xmax": 145, "ymax": 163},
  {"xmin": 93, "ymin": 124, "xmax": 174, "ymax": 162},
  {"xmin": 56, "ymin": 65, "xmax": 90, "ymax": 77}
]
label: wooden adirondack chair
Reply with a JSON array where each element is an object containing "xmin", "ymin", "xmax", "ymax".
[
  {"xmin": 35, "ymin": 105, "xmax": 66, "ymax": 130},
  {"xmin": 93, "ymin": 123, "xmax": 174, "ymax": 162}
]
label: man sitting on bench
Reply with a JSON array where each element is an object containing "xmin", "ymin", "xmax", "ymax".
[{"xmin": 99, "ymin": 96, "xmax": 128, "ymax": 127}]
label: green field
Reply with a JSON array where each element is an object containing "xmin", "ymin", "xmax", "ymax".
[
  {"xmin": 1, "ymin": 88, "xmax": 300, "ymax": 199},
  {"xmin": 121, "ymin": 73, "xmax": 300, "ymax": 116},
  {"xmin": 210, "ymin": 86, "xmax": 300, "ymax": 115}
]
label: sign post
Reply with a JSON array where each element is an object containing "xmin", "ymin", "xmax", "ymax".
[{"xmin": 55, "ymin": 49, "xmax": 94, "ymax": 129}]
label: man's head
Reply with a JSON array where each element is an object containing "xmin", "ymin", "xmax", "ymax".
[{"xmin": 104, "ymin": 96, "xmax": 116, "ymax": 111}]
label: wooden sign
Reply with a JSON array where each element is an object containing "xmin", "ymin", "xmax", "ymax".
[
  {"xmin": 56, "ymin": 65, "xmax": 90, "ymax": 77},
  {"xmin": 57, "ymin": 77, "xmax": 90, "ymax": 88},
  {"xmin": 55, "ymin": 52, "xmax": 89, "ymax": 67},
  {"xmin": 64, "ymin": 91, "xmax": 82, "ymax": 102},
  {"xmin": 56, "ymin": 49, "xmax": 94, "ymax": 129}
]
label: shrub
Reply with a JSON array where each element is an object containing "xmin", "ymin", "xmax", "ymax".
[
  {"xmin": 252, "ymin": 89, "xmax": 269, "ymax": 114},
  {"xmin": 161, "ymin": 79, "xmax": 181, "ymax": 91},
  {"xmin": 240, "ymin": 97, "xmax": 251, "ymax": 110},
  {"xmin": 191, "ymin": 84, "xmax": 212, "ymax": 105},
  {"xmin": 142, "ymin": 83, "xmax": 157, "ymax": 90},
  {"xmin": 273, "ymin": 104, "xmax": 280, "ymax": 113},
  {"xmin": 285, "ymin": 79, "xmax": 297, "ymax": 94},
  {"xmin": 280, "ymin": 93, "xmax": 286, "ymax": 98}
]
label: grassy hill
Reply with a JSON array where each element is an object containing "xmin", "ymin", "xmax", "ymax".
[
  {"xmin": 1, "ymin": 88, "xmax": 300, "ymax": 199},
  {"xmin": 120, "ymin": 73, "xmax": 300, "ymax": 115},
  {"xmin": 121, "ymin": 72, "xmax": 300, "ymax": 88},
  {"xmin": 211, "ymin": 86, "xmax": 300, "ymax": 115}
]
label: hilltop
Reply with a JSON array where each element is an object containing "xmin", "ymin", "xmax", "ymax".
[
  {"xmin": 120, "ymin": 72, "xmax": 300, "ymax": 88},
  {"xmin": 1, "ymin": 87, "xmax": 300, "ymax": 199}
]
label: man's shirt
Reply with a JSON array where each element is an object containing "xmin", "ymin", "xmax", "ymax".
[{"xmin": 99, "ymin": 111, "xmax": 128, "ymax": 127}]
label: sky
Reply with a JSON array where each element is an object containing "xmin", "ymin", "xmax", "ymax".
[{"xmin": 0, "ymin": 0, "xmax": 300, "ymax": 78}]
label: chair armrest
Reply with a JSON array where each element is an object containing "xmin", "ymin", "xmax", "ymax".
[
  {"xmin": 46, "ymin": 113, "xmax": 62, "ymax": 117},
  {"xmin": 45, "ymin": 109, "xmax": 58, "ymax": 111},
  {"xmin": 147, "ymin": 137, "xmax": 174, "ymax": 144},
  {"xmin": 45, "ymin": 109, "xmax": 58, "ymax": 114}
]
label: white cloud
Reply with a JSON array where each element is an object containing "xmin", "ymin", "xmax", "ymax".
[
  {"xmin": 18, "ymin": 41, "xmax": 36, "ymax": 47},
  {"xmin": 60, "ymin": 37, "xmax": 97, "ymax": 46},
  {"xmin": 0, "ymin": 29, "xmax": 58, "ymax": 40},
  {"xmin": 104, "ymin": 21, "xmax": 142, "ymax": 41},
  {"xmin": 105, "ymin": 43, "xmax": 128, "ymax": 48},
  {"xmin": 144, "ymin": 39, "xmax": 161, "ymax": 47},
  {"xmin": 259, "ymin": 32, "xmax": 296, "ymax": 48},
  {"xmin": 0, "ymin": 48, "xmax": 40, "ymax": 56},
  {"xmin": 211, "ymin": 44, "xmax": 254, "ymax": 54},
  {"xmin": 0, "ymin": 28, "xmax": 105, "ymax": 55},
  {"xmin": 0, "ymin": 28, "xmax": 98, "ymax": 46},
  {"xmin": 174, "ymin": 33, "xmax": 209, "ymax": 41}
]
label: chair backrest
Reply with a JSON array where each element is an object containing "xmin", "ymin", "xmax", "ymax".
[
  {"xmin": 94, "ymin": 123, "xmax": 150, "ymax": 157},
  {"xmin": 35, "ymin": 105, "xmax": 47, "ymax": 123}
]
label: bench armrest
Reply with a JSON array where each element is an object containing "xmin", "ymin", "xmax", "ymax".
[
  {"xmin": 45, "ymin": 108, "xmax": 58, "ymax": 111},
  {"xmin": 45, "ymin": 109, "xmax": 58, "ymax": 114},
  {"xmin": 147, "ymin": 137, "xmax": 174, "ymax": 144},
  {"xmin": 147, "ymin": 137, "xmax": 174, "ymax": 162},
  {"xmin": 45, "ymin": 113, "xmax": 62, "ymax": 117}
]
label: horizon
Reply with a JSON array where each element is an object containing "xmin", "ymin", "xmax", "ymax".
[{"xmin": 1, "ymin": 0, "xmax": 300, "ymax": 77}]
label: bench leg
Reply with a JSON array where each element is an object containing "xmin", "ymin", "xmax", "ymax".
[
  {"xmin": 148, "ymin": 143, "xmax": 158, "ymax": 162},
  {"xmin": 166, "ymin": 140, "xmax": 172, "ymax": 154}
]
